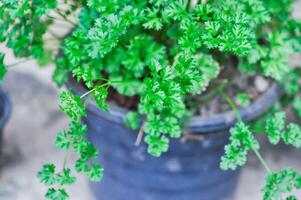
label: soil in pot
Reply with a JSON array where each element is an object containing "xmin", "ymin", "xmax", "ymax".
[{"xmin": 106, "ymin": 60, "xmax": 272, "ymax": 119}]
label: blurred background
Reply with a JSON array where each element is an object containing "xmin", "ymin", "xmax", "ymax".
[{"xmin": 1, "ymin": 1, "xmax": 301, "ymax": 200}]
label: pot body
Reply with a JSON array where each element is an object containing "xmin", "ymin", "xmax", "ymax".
[
  {"xmin": 67, "ymin": 76, "xmax": 281, "ymax": 200},
  {"xmin": 0, "ymin": 88, "xmax": 11, "ymax": 145},
  {"xmin": 85, "ymin": 113, "xmax": 239, "ymax": 200}
]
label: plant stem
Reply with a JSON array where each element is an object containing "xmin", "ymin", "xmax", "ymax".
[
  {"xmin": 135, "ymin": 122, "xmax": 145, "ymax": 146},
  {"xmin": 55, "ymin": 9, "xmax": 77, "ymax": 26},
  {"xmin": 197, "ymin": 75, "xmax": 247, "ymax": 104},
  {"xmin": 218, "ymin": 90, "xmax": 242, "ymax": 122},
  {"xmin": 219, "ymin": 90, "xmax": 273, "ymax": 174},
  {"xmin": 80, "ymin": 88, "xmax": 97, "ymax": 99},
  {"xmin": 80, "ymin": 79, "xmax": 133, "ymax": 99},
  {"xmin": 253, "ymin": 148, "xmax": 272, "ymax": 174},
  {"xmin": 62, "ymin": 149, "xmax": 69, "ymax": 169},
  {"xmin": 198, "ymin": 80, "xmax": 228, "ymax": 103},
  {"xmin": 80, "ymin": 82, "xmax": 112, "ymax": 98}
]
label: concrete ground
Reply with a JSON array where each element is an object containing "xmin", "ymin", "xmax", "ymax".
[{"xmin": 1, "ymin": 2, "xmax": 301, "ymax": 199}]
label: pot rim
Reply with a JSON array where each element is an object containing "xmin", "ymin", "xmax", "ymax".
[{"xmin": 66, "ymin": 75, "xmax": 282, "ymax": 134}]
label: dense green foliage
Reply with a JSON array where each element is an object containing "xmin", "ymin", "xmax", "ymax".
[
  {"xmin": 1, "ymin": 0, "xmax": 301, "ymax": 199},
  {"xmin": 262, "ymin": 168, "xmax": 301, "ymax": 200},
  {"xmin": 220, "ymin": 122, "xmax": 259, "ymax": 170}
]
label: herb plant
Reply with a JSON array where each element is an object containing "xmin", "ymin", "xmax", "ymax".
[{"xmin": 1, "ymin": 0, "xmax": 301, "ymax": 199}]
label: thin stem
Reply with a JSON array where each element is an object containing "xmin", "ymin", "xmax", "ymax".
[
  {"xmin": 253, "ymin": 148, "xmax": 272, "ymax": 174},
  {"xmin": 80, "ymin": 87, "xmax": 97, "ymax": 99},
  {"xmin": 62, "ymin": 149, "xmax": 69, "ymax": 169},
  {"xmin": 47, "ymin": 14, "xmax": 69, "ymax": 23},
  {"xmin": 55, "ymin": 9, "xmax": 77, "ymax": 26},
  {"xmin": 219, "ymin": 90, "xmax": 273, "ymax": 174},
  {"xmin": 198, "ymin": 80, "xmax": 228, "ymax": 103},
  {"xmin": 80, "ymin": 82, "xmax": 112, "ymax": 99},
  {"xmin": 218, "ymin": 90, "xmax": 242, "ymax": 122},
  {"xmin": 135, "ymin": 122, "xmax": 145, "ymax": 146},
  {"xmin": 198, "ymin": 75, "xmax": 247, "ymax": 104},
  {"xmin": 80, "ymin": 79, "xmax": 129, "ymax": 99}
]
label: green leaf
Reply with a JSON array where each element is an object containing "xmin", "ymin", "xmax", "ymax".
[
  {"xmin": 34, "ymin": 0, "xmax": 58, "ymax": 16},
  {"xmin": 73, "ymin": 139, "xmax": 86, "ymax": 154},
  {"xmin": 265, "ymin": 112, "xmax": 286, "ymax": 145},
  {"xmin": 37, "ymin": 50, "xmax": 53, "ymax": 66},
  {"xmin": 55, "ymin": 131, "xmax": 70, "ymax": 149},
  {"xmin": 37, "ymin": 164, "xmax": 57, "ymax": 186},
  {"xmin": 283, "ymin": 124, "xmax": 301, "ymax": 148},
  {"xmin": 235, "ymin": 93, "xmax": 251, "ymax": 107},
  {"xmin": 220, "ymin": 144, "xmax": 247, "ymax": 171},
  {"xmin": 93, "ymin": 85, "xmax": 109, "ymax": 112},
  {"xmin": 282, "ymin": 70, "xmax": 300, "ymax": 95},
  {"xmin": 78, "ymin": 140, "xmax": 99, "ymax": 159},
  {"xmin": 262, "ymin": 168, "xmax": 301, "ymax": 200},
  {"xmin": 56, "ymin": 168, "xmax": 76, "ymax": 186},
  {"xmin": 293, "ymin": 97, "xmax": 301, "ymax": 119},
  {"xmin": 87, "ymin": 163, "xmax": 104, "ymax": 182},
  {"xmin": 53, "ymin": 57, "xmax": 69, "ymax": 87},
  {"xmin": 45, "ymin": 188, "xmax": 69, "ymax": 200},
  {"xmin": 145, "ymin": 134, "xmax": 169, "ymax": 157},
  {"xmin": 68, "ymin": 121, "xmax": 87, "ymax": 140},
  {"xmin": 59, "ymin": 90, "xmax": 86, "ymax": 121},
  {"xmin": 110, "ymin": 74, "xmax": 145, "ymax": 96},
  {"xmin": 0, "ymin": 53, "xmax": 7, "ymax": 80},
  {"xmin": 124, "ymin": 111, "xmax": 139, "ymax": 130},
  {"xmin": 143, "ymin": 8, "xmax": 164, "ymax": 31},
  {"xmin": 195, "ymin": 53, "xmax": 220, "ymax": 93},
  {"xmin": 220, "ymin": 122, "xmax": 259, "ymax": 170},
  {"xmin": 75, "ymin": 158, "xmax": 89, "ymax": 173}
]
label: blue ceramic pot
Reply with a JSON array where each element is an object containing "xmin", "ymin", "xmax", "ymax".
[
  {"xmin": 0, "ymin": 88, "xmax": 11, "ymax": 144},
  {"xmin": 67, "ymin": 77, "xmax": 281, "ymax": 200}
]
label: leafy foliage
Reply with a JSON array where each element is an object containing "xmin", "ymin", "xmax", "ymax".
[
  {"xmin": 45, "ymin": 188, "xmax": 69, "ymax": 200},
  {"xmin": 236, "ymin": 93, "xmax": 251, "ymax": 107},
  {"xmin": 262, "ymin": 168, "xmax": 301, "ymax": 200},
  {"xmin": 2, "ymin": 0, "xmax": 301, "ymax": 199},
  {"xmin": 222, "ymin": 112, "xmax": 301, "ymax": 198},
  {"xmin": 265, "ymin": 112, "xmax": 286, "ymax": 145},
  {"xmin": 59, "ymin": 90, "xmax": 86, "ymax": 121},
  {"xmin": 37, "ymin": 164, "xmax": 75, "ymax": 200},
  {"xmin": 124, "ymin": 111, "xmax": 139, "ymax": 130},
  {"xmin": 293, "ymin": 97, "xmax": 301, "ymax": 118},
  {"xmin": 93, "ymin": 85, "xmax": 109, "ymax": 112},
  {"xmin": 0, "ymin": 53, "xmax": 7, "ymax": 80},
  {"xmin": 220, "ymin": 122, "xmax": 259, "ymax": 170},
  {"xmin": 283, "ymin": 124, "xmax": 301, "ymax": 148},
  {"xmin": 38, "ymin": 120, "xmax": 103, "ymax": 198},
  {"xmin": 265, "ymin": 112, "xmax": 301, "ymax": 148}
]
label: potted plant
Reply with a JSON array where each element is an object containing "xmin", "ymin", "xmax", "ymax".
[{"xmin": 1, "ymin": 0, "xmax": 301, "ymax": 199}]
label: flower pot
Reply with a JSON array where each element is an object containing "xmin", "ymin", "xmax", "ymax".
[
  {"xmin": 67, "ymin": 77, "xmax": 281, "ymax": 200},
  {"xmin": 0, "ymin": 87, "xmax": 11, "ymax": 146}
]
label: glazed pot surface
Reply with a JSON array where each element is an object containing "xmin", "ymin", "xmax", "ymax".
[
  {"xmin": 0, "ymin": 88, "xmax": 11, "ymax": 145},
  {"xmin": 67, "ymin": 77, "xmax": 281, "ymax": 200},
  {"xmin": 85, "ymin": 113, "xmax": 240, "ymax": 200}
]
